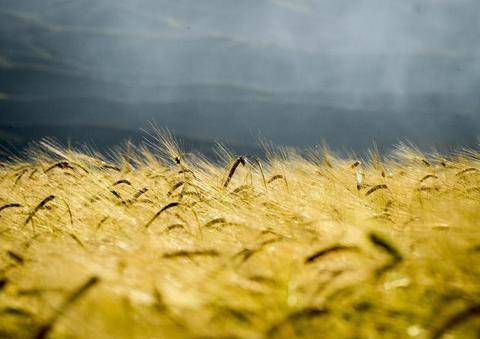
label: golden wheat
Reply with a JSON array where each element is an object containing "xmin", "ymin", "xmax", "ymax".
[{"xmin": 0, "ymin": 138, "xmax": 479, "ymax": 338}]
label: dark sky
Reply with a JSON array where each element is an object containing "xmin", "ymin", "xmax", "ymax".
[
  {"xmin": 2, "ymin": 0, "xmax": 479, "ymax": 92},
  {"xmin": 0, "ymin": 0, "xmax": 479, "ymax": 153}
]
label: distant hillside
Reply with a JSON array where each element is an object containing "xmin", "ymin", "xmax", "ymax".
[
  {"xmin": 0, "ymin": 124, "xmax": 263, "ymax": 161},
  {"xmin": 1, "ymin": 92, "xmax": 478, "ymax": 155}
]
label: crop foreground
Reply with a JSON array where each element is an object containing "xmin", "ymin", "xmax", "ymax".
[{"xmin": 0, "ymin": 138, "xmax": 479, "ymax": 338}]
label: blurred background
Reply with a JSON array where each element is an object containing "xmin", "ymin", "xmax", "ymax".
[{"xmin": 0, "ymin": 0, "xmax": 479, "ymax": 158}]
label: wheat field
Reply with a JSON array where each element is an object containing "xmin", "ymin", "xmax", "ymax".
[{"xmin": 0, "ymin": 135, "xmax": 479, "ymax": 338}]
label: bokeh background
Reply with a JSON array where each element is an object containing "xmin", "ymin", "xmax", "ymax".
[{"xmin": 0, "ymin": 0, "xmax": 479, "ymax": 157}]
